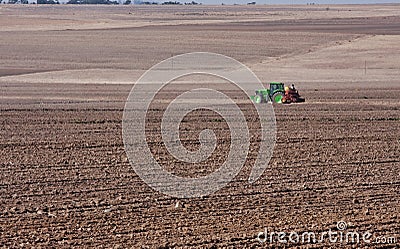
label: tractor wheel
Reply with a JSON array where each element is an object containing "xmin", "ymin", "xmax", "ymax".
[
  {"xmin": 254, "ymin": 94, "xmax": 264, "ymax": 104},
  {"xmin": 272, "ymin": 92, "xmax": 284, "ymax": 103}
]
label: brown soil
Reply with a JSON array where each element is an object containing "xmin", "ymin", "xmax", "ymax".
[{"xmin": 0, "ymin": 4, "xmax": 399, "ymax": 248}]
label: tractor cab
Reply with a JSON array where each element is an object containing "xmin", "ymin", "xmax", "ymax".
[
  {"xmin": 268, "ymin": 82, "xmax": 285, "ymax": 103},
  {"xmin": 269, "ymin": 82, "xmax": 284, "ymax": 94}
]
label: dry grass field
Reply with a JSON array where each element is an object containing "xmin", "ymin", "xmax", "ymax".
[{"xmin": 0, "ymin": 4, "xmax": 399, "ymax": 248}]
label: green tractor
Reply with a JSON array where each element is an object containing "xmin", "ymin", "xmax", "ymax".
[{"xmin": 251, "ymin": 82, "xmax": 285, "ymax": 104}]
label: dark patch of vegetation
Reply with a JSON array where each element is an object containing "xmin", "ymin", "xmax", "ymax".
[
  {"xmin": 161, "ymin": 1, "xmax": 181, "ymax": 4},
  {"xmin": 184, "ymin": 1, "xmax": 198, "ymax": 4},
  {"xmin": 66, "ymin": 0, "xmax": 118, "ymax": 4},
  {"xmin": 138, "ymin": 1, "xmax": 158, "ymax": 4},
  {"xmin": 38, "ymin": 0, "xmax": 59, "ymax": 3}
]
